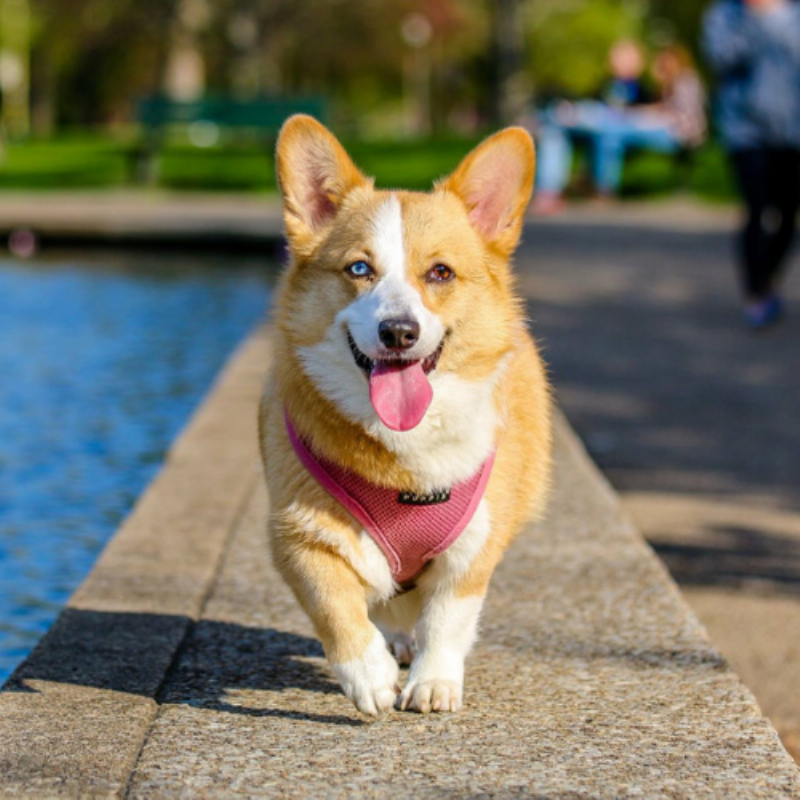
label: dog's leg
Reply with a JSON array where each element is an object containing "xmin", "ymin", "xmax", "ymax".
[
  {"xmin": 397, "ymin": 585, "xmax": 484, "ymax": 713},
  {"xmin": 370, "ymin": 590, "xmax": 421, "ymax": 667},
  {"xmin": 274, "ymin": 540, "xmax": 399, "ymax": 716},
  {"xmin": 384, "ymin": 631, "xmax": 415, "ymax": 667},
  {"xmin": 396, "ymin": 499, "xmax": 497, "ymax": 713}
]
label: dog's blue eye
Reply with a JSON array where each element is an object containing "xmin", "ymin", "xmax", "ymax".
[{"xmin": 346, "ymin": 261, "xmax": 373, "ymax": 279}]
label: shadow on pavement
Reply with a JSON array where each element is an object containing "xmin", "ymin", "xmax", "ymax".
[
  {"xmin": 3, "ymin": 605, "xmax": 730, "ymax": 721},
  {"xmin": 2, "ymin": 608, "xmax": 361, "ymax": 727},
  {"xmin": 522, "ymin": 220, "xmax": 800, "ymax": 596},
  {"xmin": 650, "ymin": 524, "xmax": 800, "ymax": 594}
]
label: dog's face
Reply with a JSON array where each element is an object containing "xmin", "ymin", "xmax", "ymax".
[{"xmin": 276, "ymin": 116, "xmax": 534, "ymax": 435}]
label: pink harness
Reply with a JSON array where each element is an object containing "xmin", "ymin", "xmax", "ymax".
[{"xmin": 286, "ymin": 415, "xmax": 495, "ymax": 584}]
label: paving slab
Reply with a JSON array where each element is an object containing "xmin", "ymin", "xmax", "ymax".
[{"xmin": 2, "ymin": 323, "xmax": 799, "ymax": 798}]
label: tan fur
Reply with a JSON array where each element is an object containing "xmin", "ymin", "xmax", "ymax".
[{"xmin": 260, "ymin": 115, "xmax": 552, "ymax": 714}]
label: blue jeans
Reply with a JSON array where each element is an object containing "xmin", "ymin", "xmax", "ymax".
[{"xmin": 536, "ymin": 103, "xmax": 680, "ymax": 195}]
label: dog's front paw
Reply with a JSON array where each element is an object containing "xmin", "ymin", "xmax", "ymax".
[
  {"xmin": 398, "ymin": 679, "xmax": 462, "ymax": 713},
  {"xmin": 333, "ymin": 632, "xmax": 400, "ymax": 716}
]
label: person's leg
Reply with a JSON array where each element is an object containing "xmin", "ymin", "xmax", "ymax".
[
  {"xmin": 591, "ymin": 131, "xmax": 626, "ymax": 195},
  {"xmin": 534, "ymin": 124, "xmax": 573, "ymax": 196},
  {"xmin": 591, "ymin": 124, "xmax": 678, "ymax": 196},
  {"xmin": 624, "ymin": 125, "xmax": 681, "ymax": 154},
  {"xmin": 729, "ymin": 148, "xmax": 772, "ymax": 300},
  {"xmin": 764, "ymin": 148, "xmax": 800, "ymax": 291},
  {"xmin": 532, "ymin": 123, "xmax": 572, "ymax": 214}
]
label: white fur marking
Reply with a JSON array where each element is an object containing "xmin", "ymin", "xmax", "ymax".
[
  {"xmin": 370, "ymin": 586, "xmax": 422, "ymax": 629},
  {"xmin": 344, "ymin": 195, "xmax": 444, "ymax": 365},
  {"xmin": 297, "ymin": 338, "xmax": 502, "ymax": 490},
  {"xmin": 355, "ymin": 530, "xmax": 397, "ymax": 601},
  {"xmin": 372, "ymin": 193, "xmax": 405, "ymax": 282},
  {"xmin": 432, "ymin": 500, "xmax": 491, "ymax": 582},
  {"xmin": 333, "ymin": 629, "xmax": 399, "ymax": 716},
  {"xmin": 282, "ymin": 502, "xmax": 395, "ymax": 602},
  {"xmin": 384, "ymin": 631, "xmax": 416, "ymax": 667},
  {"xmin": 399, "ymin": 593, "xmax": 484, "ymax": 713}
]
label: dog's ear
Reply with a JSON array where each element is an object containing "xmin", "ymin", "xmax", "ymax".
[
  {"xmin": 276, "ymin": 115, "xmax": 369, "ymax": 250},
  {"xmin": 440, "ymin": 127, "xmax": 535, "ymax": 256}
]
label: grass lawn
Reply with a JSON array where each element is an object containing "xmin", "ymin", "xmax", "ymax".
[
  {"xmin": 0, "ymin": 131, "xmax": 738, "ymax": 201},
  {"xmin": 0, "ymin": 133, "xmax": 486, "ymax": 194},
  {"xmin": 0, "ymin": 135, "xmax": 131, "ymax": 189}
]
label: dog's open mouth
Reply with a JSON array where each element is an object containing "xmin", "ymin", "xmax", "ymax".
[
  {"xmin": 347, "ymin": 331, "xmax": 443, "ymax": 377},
  {"xmin": 347, "ymin": 330, "xmax": 443, "ymax": 432}
]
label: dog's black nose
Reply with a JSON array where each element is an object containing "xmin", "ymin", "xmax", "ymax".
[{"xmin": 378, "ymin": 318, "xmax": 420, "ymax": 350}]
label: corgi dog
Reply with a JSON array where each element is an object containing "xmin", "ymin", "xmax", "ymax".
[{"xmin": 259, "ymin": 115, "xmax": 551, "ymax": 716}]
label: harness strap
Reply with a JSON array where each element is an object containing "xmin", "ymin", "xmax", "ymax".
[{"xmin": 284, "ymin": 412, "xmax": 495, "ymax": 583}]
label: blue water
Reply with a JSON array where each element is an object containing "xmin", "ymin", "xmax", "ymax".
[{"xmin": 0, "ymin": 252, "xmax": 273, "ymax": 684}]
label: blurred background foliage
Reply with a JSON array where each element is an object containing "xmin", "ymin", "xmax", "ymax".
[
  {"xmin": 528, "ymin": 0, "xmax": 648, "ymax": 101},
  {"xmin": 0, "ymin": 0, "xmax": 729, "ymax": 197},
  {"xmin": 21, "ymin": 0, "xmax": 710, "ymax": 132}
]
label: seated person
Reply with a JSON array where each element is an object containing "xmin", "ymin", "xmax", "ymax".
[
  {"xmin": 533, "ymin": 43, "xmax": 707, "ymax": 213},
  {"xmin": 604, "ymin": 39, "xmax": 654, "ymax": 109}
]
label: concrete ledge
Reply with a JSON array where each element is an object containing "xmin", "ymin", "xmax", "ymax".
[
  {"xmin": 1, "ymin": 325, "xmax": 799, "ymax": 798},
  {"xmin": 0, "ymin": 192, "xmax": 284, "ymax": 248},
  {"xmin": 0, "ymin": 193, "xmax": 737, "ymax": 250}
]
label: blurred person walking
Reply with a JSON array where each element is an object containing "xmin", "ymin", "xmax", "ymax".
[
  {"xmin": 704, "ymin": 0, "xmax": 800, "ymax": 329},
  {"xmin": 533, "ymin": 42, "xmax": 705, "ymax": 213}
]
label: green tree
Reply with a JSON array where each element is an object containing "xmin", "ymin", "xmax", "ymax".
[
  {"xmin": 30, "ymin": 0, "xmax": 178, "ymax": 129},
  {"xmin": 525, "ymin": 0, "xmax": 648, "ymax": 100},
  {"xmin": 647, "ymin": 0, "xmax": 710, "ymax": 60}
]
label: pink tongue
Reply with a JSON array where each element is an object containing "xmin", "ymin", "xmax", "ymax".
[{"xmin": 369, "ymin": 361, "xmax": 433, "ymax": 432}]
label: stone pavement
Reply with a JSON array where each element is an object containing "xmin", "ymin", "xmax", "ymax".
[
  {"xmin": 520, "ymin": 204, "xmax": 800, "ymax": 760},
  {"xmin": 2, "ymin": 324, "xmax": 799, "ymax": 798}
]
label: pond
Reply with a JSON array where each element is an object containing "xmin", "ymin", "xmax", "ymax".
[{"xmin": 0, "ymin": 250, "xmax": 275, "ymax": 685}]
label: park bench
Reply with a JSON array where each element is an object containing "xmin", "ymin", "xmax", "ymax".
[{"xmin": 133, "ymin": 96, "xmax": 326, "ymax": 184}]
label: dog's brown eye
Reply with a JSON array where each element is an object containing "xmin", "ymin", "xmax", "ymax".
[
  {"xmin": 426, "ymin": 264, "xmax": 455, "ymax": 283},
  {"xmin": 345, "ymin": 260, "xmax": 374, "ymax": 279}
]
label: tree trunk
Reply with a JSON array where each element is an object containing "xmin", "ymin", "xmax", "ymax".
[{"xmin": 492, "ymin": 0, "xmax": 529, "ymax": 126}]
